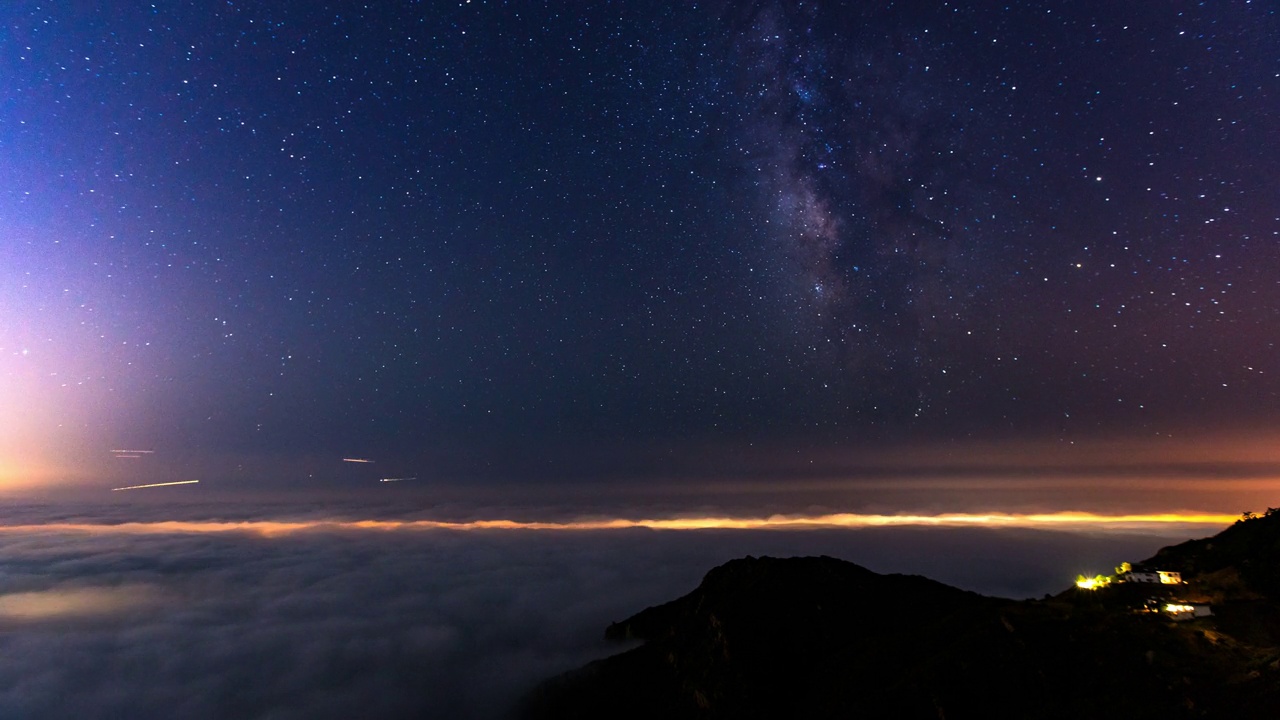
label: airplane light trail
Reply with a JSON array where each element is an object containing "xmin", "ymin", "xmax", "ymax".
[
  {"xmin": 110, "ymin": 450, "xmax": 155, "ymax": 454},
  {"xmin": 342, "ymin": 458, "xmax": 375, "ymax": 463},
  {"xmin": 0, "ymin": 511, "xmax": 1239, "ymax": 536},
  {"xmin": 110, "ymin": 480, "xmax": 200, "ymax": 492},
  {"xmin": 379, "ymin": 477, "xmax": 416, "ymax": 482}
]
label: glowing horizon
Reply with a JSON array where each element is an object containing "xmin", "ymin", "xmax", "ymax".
[{"xmin": 0, "ymin": 510, "xmax": 1240, "ymax": 538}]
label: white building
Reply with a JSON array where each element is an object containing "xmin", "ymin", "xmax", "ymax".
[
  {"xmin": 1118, "ymin": 569, "xmax": 1182, "ymax": 585},
  {"xmin": 1164, "ymin": 603, "xmax": 1212, "ymax": 621}
]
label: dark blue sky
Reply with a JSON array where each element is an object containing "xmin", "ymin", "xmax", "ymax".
[{"xmin": 2, "ymin": 1, "xmax": 1276, "ymax": 490}]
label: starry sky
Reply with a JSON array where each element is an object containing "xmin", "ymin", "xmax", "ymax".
[
  {"xmin": 2, "ymin": 0, "xmax": 1278, "ymax": 499},
  {"xmin": 0, "ymin": 4, "xmax": 1276, "ymax": 716}
]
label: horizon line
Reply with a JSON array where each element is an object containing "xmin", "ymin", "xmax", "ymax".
[{"xmin": 0, "ymin": 510, "xmax": 1240, "ymax": 537}]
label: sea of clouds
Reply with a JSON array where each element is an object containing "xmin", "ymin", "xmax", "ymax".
[{"xmin": 0, "ymin": 502, "xmax": 1196, "ymax": 719}]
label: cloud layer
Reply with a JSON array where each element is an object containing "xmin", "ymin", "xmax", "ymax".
[{"xmin": 0, "ymin": 512, "xmax": 1197, "ymax": 719}]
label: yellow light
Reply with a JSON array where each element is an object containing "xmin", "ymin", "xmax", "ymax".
[
  {"xmin": 1075, "ymin": 574, "xmax": 1111, "ymax": 590},
  {"xmin": 0, "ymin": 510, "xmax": 1240, "ymax": 538}
]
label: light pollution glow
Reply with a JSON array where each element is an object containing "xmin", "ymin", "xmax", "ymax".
[
  {"xmin": 0, "ymin": 585, "xmax": 158, "ymax": 622},
  {"xmin": 0, "ymin": 511, "xmax": 1239, "ymax": 538}
]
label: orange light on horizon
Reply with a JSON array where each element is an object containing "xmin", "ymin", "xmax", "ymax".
[
  {"xmin": 0, "ymin": 510, "xmax": 1241, "ymax": 538},
  {"xmin": 0, "ymin": 458, "xmax": 68, "ymax": 492}
]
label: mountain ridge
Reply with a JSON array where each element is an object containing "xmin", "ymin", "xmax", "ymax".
[{"xmin": 522, "ymin": 512, "xmax": 1280, "ymax": 719}]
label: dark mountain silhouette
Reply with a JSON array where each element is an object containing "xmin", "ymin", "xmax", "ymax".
[{"xmin": 522, "ymin": 512, "xmax": 1280, "ymax": 719}]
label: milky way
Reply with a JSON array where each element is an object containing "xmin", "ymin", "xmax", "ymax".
[
  {"xmin": 1, "ymin": 9, "xmax": 1276, "ymax": 719},
  {"xmin": 708, "ymin": 1, "xmax": 1278, "ymax": 437}
]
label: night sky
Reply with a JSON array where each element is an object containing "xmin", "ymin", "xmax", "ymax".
[
  {"xmin": 1, "ymin": 3, "xmax": 1278, "ymax": 717},
  {"xmin": 3, "ymin": 1, "xmax": 1278, "ymax": 495}
]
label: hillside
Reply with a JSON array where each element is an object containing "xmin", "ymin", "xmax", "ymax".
[
  {"xmin": 522, "ymin": 513, "xmax": 1280, "ymax": 719},
  {"xmin": 1147, "ymin": 508, "xmax": 1280, "ymax": 599}
]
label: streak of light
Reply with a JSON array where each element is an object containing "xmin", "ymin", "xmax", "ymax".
[
  {"xmin": 342, "ymin": 458, "xmax": 375, "ymax": 463},
  {"xmin": 0, "ymin": 511, "xmax": 1239, "ymax": 537},
  {"xmin": 110, "ymin": 450, "xmax": 155, "ymax": 454},
  {"xmin": 379, "ymin": 477, "xmax": 416, "ymax": 482},
  {"xmin": 110, "ymin": 480, "xmax": 200, "ymax": 492}
]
